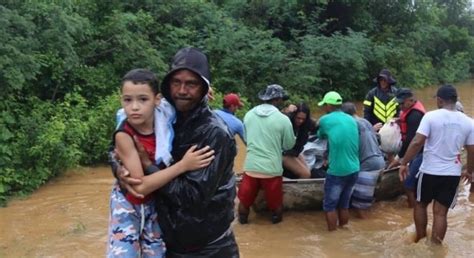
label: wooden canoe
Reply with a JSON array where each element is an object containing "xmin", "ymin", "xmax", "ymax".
[{"xmin": 236, "ymin": 167, "xmax": 403, "ymax": 211}]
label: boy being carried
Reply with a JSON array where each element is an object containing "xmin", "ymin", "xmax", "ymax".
[{"xmin": 107, "ymin": 69, "xmax": 214, "ymax": 257}]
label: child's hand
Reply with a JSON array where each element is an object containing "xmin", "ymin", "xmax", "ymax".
[{"xmin": 180, "ymin": 145, "xmax": 215, "ymax": 172}]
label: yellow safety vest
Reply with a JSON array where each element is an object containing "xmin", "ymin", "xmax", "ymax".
[{"xmin": 364, "ymin": 97, "xmax": 398, "ymax": 123}]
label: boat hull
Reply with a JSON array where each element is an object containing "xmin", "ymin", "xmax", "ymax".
[{"xmin": 236, "ymin": 167, "xmax": 403, "ymax": 211}]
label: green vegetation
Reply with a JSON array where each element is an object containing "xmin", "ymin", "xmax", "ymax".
[{"xmin": 1, "ymin": 0, "xmax": 473, "ymax": 205}]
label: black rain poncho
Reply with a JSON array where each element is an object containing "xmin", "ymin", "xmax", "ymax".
[
  {"xmin": 156, "ymin": 47, "xmax": 238, "ymax": 255},
  {"xmin": 155, "ymin": 99, "xmax": 237, "ymax": 253}
]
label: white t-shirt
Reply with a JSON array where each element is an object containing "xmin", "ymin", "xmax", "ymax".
[{"xmin": 417, "ymin": 109, "xmax": 474, "ymax": 176}]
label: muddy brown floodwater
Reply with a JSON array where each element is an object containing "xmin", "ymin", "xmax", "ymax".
[{"xmin": 0, "ymin": 81, "xmax": 473, "ymax": 257}]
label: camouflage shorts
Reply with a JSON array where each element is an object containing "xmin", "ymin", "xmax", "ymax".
[{"xmin": 107, "ymin": 182, "xmax": 166, "ymax": 258}]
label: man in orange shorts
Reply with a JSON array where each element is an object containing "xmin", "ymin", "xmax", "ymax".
[{"xmin": 238, "ymin": 84, "xmax": 295, "ymax": 224}]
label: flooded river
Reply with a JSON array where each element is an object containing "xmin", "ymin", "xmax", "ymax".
[{"xmin": 0, "ymin": 82, "xmax": 473, "ymax": 257}]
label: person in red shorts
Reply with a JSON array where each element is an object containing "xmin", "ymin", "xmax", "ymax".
[{"xmin": 237, "ymin": 84, "xmax": 295, "ymax": 224}]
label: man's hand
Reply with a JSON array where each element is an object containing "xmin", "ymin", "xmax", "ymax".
[
  {"xmin": 322, "ymin": 159, "xmax": 328, "ymax": 168},
  {"xmin": 373, "ymin": 122, "xmax": 383, "ymax": 132},
  {"xmin": 461, "ymin": 169, "xmax": 472, "ymax": 184},
  {"xmin": 133, "ymin": 135, "xmax": 152, "ymax": 168},
  {"xmin": 399, "ymin": 164, "xmax": 408, "ymax": 182},
  {"xmin": 385, "ymin": 153, "xmax": 395, "ymax": 166},
  {"xmin": 282, "ymin": 104, "xmax": 297, "ymax": 114},
  {"xmin": 388, "ymin": 158, "xmax": 400, "ymax": 169}
]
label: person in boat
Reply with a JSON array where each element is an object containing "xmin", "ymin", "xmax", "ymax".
[
  {"xmin": 238, "ymin": 84, "xmax": 295, "ymax": 224},
  {"xmin": 215, "ymin": 93, "xmax": 246, "ymax": 144},
  {"xmin": 281, "ymin": 102, "xmax": 314, "ymax": 179},
  {"xmin": 341, "ymin": 102, "xmax": 385, "ymax": 219},
  {"xmin": 113, "ymin": 48, "xmax": 240, "ymax": 257},
  {"xmin": 317, "ymin": 91, "xmax": 359, "ymax": 231},
  {"xmin": 399, "ymin": 84, "xmax": 474, "ymax": 244},
  {"xmin": 388, "ymin": 88, "xmax": 426, "ymax": 208},
  {"xmin": 363, "ymin": 69, "xmax": 399, "ymax": 131}
]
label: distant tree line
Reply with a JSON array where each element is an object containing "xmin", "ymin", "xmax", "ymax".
[{"xmin": 1, "ymin": 0, "xmax": 473, "ymax": 204}]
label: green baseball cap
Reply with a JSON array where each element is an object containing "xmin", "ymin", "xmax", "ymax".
[{"xmin": 318, "ymin": 91, "xmax": 343, "ymax": 106}]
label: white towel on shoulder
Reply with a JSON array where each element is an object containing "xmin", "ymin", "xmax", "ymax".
[
  {"xmin": 153, "ymin": 99, "xmax": 175, "ymax": 166},
  {"xmin": 115, "ymin": 99, "xmax": 176, "ymax": 166}
]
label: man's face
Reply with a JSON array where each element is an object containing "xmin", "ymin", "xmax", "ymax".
[
  {"xmin": 169, "ymin": 69, "xmax": 205, "ymax": 113},
  {"xmin": 378, "ymin": 77, "xmax": 389, "ymax": 90},
  {"xmin": 271, "ymin": 98, "xmax": 285, "ymax": 109},
  {"xmin": 228, "ymin": 104, "xmax": 239, "ymax": 113},
  {"xmin": 400, "ymin": 97, "xmax": 415, "ymax": 111},
  {"xmin": 322, "ymin": 104, "xmax": 331, "ymax": 114}
]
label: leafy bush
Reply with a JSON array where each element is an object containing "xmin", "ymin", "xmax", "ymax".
[
  {"xmin": 1, "ymin": 0, "xmax": 473, "ymax": 205},
  {"xmin": 0, "ymin": 93, "xmax": 117, "ymax": 205}
]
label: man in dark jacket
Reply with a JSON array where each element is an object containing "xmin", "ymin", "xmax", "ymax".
[
  {"xmin": 115, "ymin": 47, "xmax": 239, "ymax": 257},
  {"xmin": 389, "ymin": 88, "xmax": 426, "ymax": 208},
  {"xmin": 363, "ymin": 69, "xmax": 399, "ymax": 130}
]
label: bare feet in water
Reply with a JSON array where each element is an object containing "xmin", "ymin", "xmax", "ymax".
[{"xmin": 353, "ymin": 208, "xmax": 369, "ymax": 219}]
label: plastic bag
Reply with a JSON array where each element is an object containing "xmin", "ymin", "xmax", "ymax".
[
  {"xmin": 302, "ymin": 137, "xmax": 327, "ymax": 170},
  {"xmin": 378, "ymin": 120, "xmax": 402, "ymax": 154}
]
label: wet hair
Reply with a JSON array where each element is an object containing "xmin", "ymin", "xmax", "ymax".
[
  {"xmin": 121, "ymin": 68, "xmax": 159, "ymax": 95},
  {"xmin": 341, "ymin": 102, "xmax": 357, "ymax": 116},
  {"xmin": 287, "ymin": 103, "xmax": 315, "ymax": 155},
  {"xmin": 289, "ymin": 103, "xmax": 312, "ymax": 131}
]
